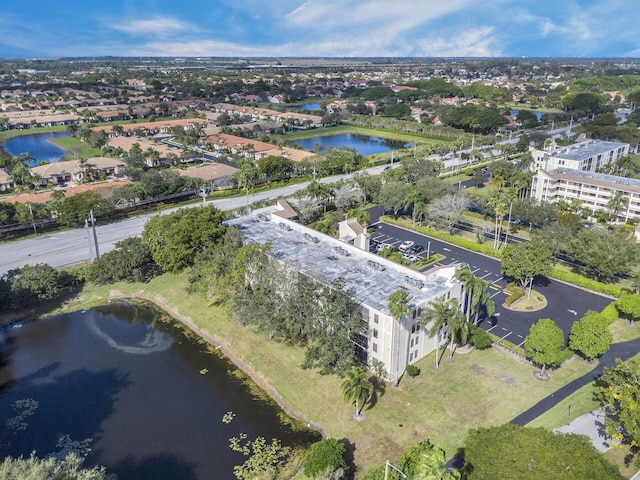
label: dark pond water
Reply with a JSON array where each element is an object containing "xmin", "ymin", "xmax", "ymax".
[
  {"xmin": 293, "ymin": 103, "xmax": 321, "ymax": 111},
  {"xmin": 0, "ymin": 300, "xmax": 317, "ymax": 480},
  {"xmin": 510, "ymin": 110, "xmax": 544, "ymax": 122},
  {"xmin": 293, "ymin": 133, "xmax": 415, "ymax": 156},
  {"xmin": 2, "ymin": 131, "xmax": 71, "ymax": 166}
]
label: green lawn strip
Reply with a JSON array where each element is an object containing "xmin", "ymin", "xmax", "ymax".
[
  {"xmin": 609, "ymin": 318, "xmax": 640, "ymax": 344},
  {"xmin": 603, "ymin": 445, "xmax": 639, "ymax": 479},
  {"xmin": 50, "ymin": 136, "xmax": 103, "ymax": 158},
  {"xmin": 59, "ymin": 273, "xmax": 596, "ymax": 476},
  {"xmin": 525, "ymin": 377, "xmax": 599, "ymax": 430}
]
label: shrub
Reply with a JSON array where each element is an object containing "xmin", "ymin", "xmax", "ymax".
[
  {"xmin": 505, "ymin": 287, "xmax": 524, "ymax": 306},
  {"xmin": 405, "ymin": 364, "xmax": 420, "ymax": 377},
  {"xmin": 549, "ymin": 268, "xmax": 624, "ymax": 297},
  {"xmin": 303, "ymin": 438, "xmax": 348, "ymax": 479},
  {"xmin": 463, "ymin": 167, "xmax": 474, "ymax": 176},
  {"xmin": 600, "ymin": 302, "xmax": 619, "ymax": 324},
  {"xmin": 470, "ymin": 324, "xmax": 492, "ymax": 349}
]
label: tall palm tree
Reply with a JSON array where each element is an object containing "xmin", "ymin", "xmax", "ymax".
[
  {"xmin": 424, "ymin": 297, "xmax": 459, "ymax": 369},
  {"xmin": 469, "ymin": 278, "xmax": 496, "ymax": 325},
  {"xmin": 341, "ymin": 366, "xmax": 373, "ymax": 419},
  {"xmin": 454, "ymin": 268, "xmax": 475, "ymax": 322},
  {"xmin": 488, "ymin": 190, "xmax": 508, "ymax": 250},
  {"xmin": 388, "ymin": 290, "xmax": 411, "ymax": 385}
]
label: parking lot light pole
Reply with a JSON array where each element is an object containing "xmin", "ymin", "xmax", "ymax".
[{"xmin": 426, "ymin": 241, "xmax": 431, "ymax": 261}]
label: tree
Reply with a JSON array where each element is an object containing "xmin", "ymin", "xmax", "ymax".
[
  {"xmin": 4, "ymin": 263, "xmax": 75, "ymax": 308},
  {"xmin": 501, "ymin": 241, "xmax": 551, "ymax": 298},
  {"xmin": 341, "ymin": 366, "xmax": 374, "ymax": 419},
  {"xmin": 596, "ymin": 359, "xmax": 640, "ymax": 456},
  {"xmin": 377, "ymin": 181, "xmax": 410, "ymax": 219},
  {"xmin": 524, "ymin": 318, "xmax": 565, "ymax": 379},
  {"xmin": 487, "ymin": 190, "xmax": 508, "ymax": 249},
  {"xmin": 428, "ymin": 193, "xmax": 470, "ymax": 234},
  {"xmin": 414, "ymin": 444, "xmax": 461, "ymax": 480},
  {"xmin": 388, "ymin": 289, "xmax": 412, "ymax": 383},
  {"xmin": 455, "ymin": 269, "xmax": 494, "ymax": 324},
  {"xmin": 86, "ymin": 237, "xmax": 159, "ymax": 284},
  {"xmin": 569, "ymin": 310, "xmax": 612, "ymax": 361},
  {"xmin": 304, "ymin": 438, "xmax": 348, "ymax": 479},
  {"xmin": 570, "ymin": 229, "xmax": 640, "ymax": 282},
  {"xmin": 615, "ymin": 293, "xmax": 640, "ymax": 325},
  {"xmin": 0, "ymin": 453, "xmax": 114, "ymax": 480},
  {"xmin": 229, "ymin": 434, "xmax": 291, "ymax": 480},
  {"xmin": 607, "ymin": 191, "xmax": 629, "ymax": 220},
  {"xmin": 424, "ymin": 297, "xmax": 461, "ymax": 369},
  {"xmin": 463, "ymin": 424, "xmax": 624, "ymax": 480},
  {"xmin": 142, "ymin": 205, "xmax": 227, "ymax": 273}
]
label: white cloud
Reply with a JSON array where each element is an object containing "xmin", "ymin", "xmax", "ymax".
[
  {"xmin": 110, "ymin": 16, "xmax": 193, "ymax": 36},
  {"xmin": 414, "ymin": 27, "xmax": 503, "ymax": 57}
]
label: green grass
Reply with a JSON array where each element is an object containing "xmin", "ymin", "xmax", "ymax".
[
  {"xmin": 50, "ymin": 136, "xmax": 103, "ymax": 158},
  {"xmin": 609, "ymin": 318, "xmax": 640, "ymax": 344},
  {"xmin": 53, "ymin": 273, "xmax": 598, "ymax": 477},
  {"xmin": 526, "ymin": 378, "xmax": 599, "ymax": 430}
]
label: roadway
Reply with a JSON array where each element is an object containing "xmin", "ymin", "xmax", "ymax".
[{"xmin": 367, "ymin": 207, "xmax": 612, "ymax": 344}]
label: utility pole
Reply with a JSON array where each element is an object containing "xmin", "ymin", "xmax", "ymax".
[
  {"xmin": 198, "ymin": 186, "xmax": 208, "ymax": 205},
  {"xmin": 84, "ymin": 219, "xmax": 94, "ymax": 261},
  {"xmin": 87, "ymin": 209, "xmax": 99, "ymax": 259},
  {"xmin": 27, "ymin": 203, "xmax": 36, "ymax": 236}
]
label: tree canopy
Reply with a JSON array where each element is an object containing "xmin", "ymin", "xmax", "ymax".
[
  {"xmin": 569, "ymin": 310, "xmax": 612, "ymax": 361},
  {"xmin": 501, "ymin": 241, "xmax": 551, "ymax": 295},
  {"xmin": 463, "ymin": 424, "xmax": 624, "ymax": 480},
  {"xmin": 524, "ymin": 318, "xmax": 566, "ymax": 377}
]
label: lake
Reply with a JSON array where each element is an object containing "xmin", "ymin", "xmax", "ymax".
[
  {"xmin": 510, "ymin": 110, "xmax": 544, "ymax": 122},
  {"xmin": 2, "ymin": 131, "xmax": 71, "ymax": 166},
  {"xmin": 293, "ymin": 133, "xmax": 415, "ymax": 156},
  {"xmin": 293, "ymin": 103, "xmax": 321, "ymax": 111},
  {"xmin": 0, "ymin": 300, "xmax": 317, "ymax": 480}
]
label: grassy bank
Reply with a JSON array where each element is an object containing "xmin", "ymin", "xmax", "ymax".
[
  {"xmin": 52, "ymin": 272, "xmax": 599, "ymax": 477},
  {"xmin": 277, "ymin": 124, "xmax": 450, "ymax": 145},
  {"xmin": 50, "ymin": 136, "xmax": 103, "ymax": 158}
]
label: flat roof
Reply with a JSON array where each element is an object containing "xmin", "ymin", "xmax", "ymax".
[
  {"xmin": 225, "ymin": 212, "xmax": 456, "ymax": 317},
  {"xmin": 547, "ymin": 167, "xmax": 640, "ymax": 193},
  {"xmin": 549, "ymin": 139, "xmax": 627, "ymax": 162}
]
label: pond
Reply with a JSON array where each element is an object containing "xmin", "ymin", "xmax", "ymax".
[
  {"xmin": 292, "ymin": 103, "xmax": 321, "ymax": 111},
  {"xmin": 2, "ymin": 131, "xmax": 71, "ymax": 166},
  {"xmin": 510, "ymin": 110, "xmax": 544, "ymax": 122},
  {"xmin": 293, "ymin": 133, "xmax": 415, "ymax": 156},
  {"xmin": 0, "ymin": 300, "xmax": 317, "ymax": 480}
]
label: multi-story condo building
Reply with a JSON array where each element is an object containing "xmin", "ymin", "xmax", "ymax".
[
  {"xmin": 225, "ymin": 209, "xmax": 463, "ymax": 383},
  {"xmin": 530, "ymin": 139, "xmax": 629, "ymax": 173},
  {"xmin": 531, "ymin": 168, "xmax": 640, "ymax": 221}
]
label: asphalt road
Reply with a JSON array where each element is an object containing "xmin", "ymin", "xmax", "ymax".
[
  {"xmin": 367, "ymin": 207, "xmax": 612, "ymax": 344},
  {"xmin": 0, "ymin": 165, "xmax": 396, "ymax": 276}
]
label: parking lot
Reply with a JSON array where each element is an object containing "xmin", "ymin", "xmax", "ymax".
[{"xmin": 368, "ymin": 216, "xmax": 612, "ymax": 346}]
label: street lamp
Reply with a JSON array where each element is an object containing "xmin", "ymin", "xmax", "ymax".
[{"xmin": 385, "ymin": 460, "xmax": 407, "ymax": 480}]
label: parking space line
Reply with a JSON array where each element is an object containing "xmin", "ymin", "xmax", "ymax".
[
  {"xmin": 517, "ymin": 340, "xmax": 525, "ymax": 348},
  {"xmin": 500, "ymin": 332, "xmax": 512, "ymax": 340},
  {"xmin": 490, "ymin": 291, "xmax": 503, "ymax": 298},
  {"xmin": 489, "ymin": 284, "xmax": 501, "ymax": 291},
  {"xmin": 480, "ymin": 272, "xmax": 492, "ymax": 279},
  {"xmin": 486, "ymin": 325, "xmax": 498, "ymax": 333}
]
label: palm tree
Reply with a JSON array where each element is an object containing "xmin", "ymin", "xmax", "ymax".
[
  {"xmin": 341, "ymin": 366, "xmax": 373, "ymax": 419},
  {"xmin": 488, "ymin": 190, "xmax": 508, "ymax": 250},
  {"xmin": 388, "ymin": 290, "xmax": 411, "ymax": 385},
  {"xmin": 607, "ymin": 191, "xmax": 628, "ymax": 222},
  {"xmin": 454, "ymin": 268, "xmax": 475, "ymax": 322},
  {"xmin": 424, "ymin": 297, "xmax": 459, "ymax": 369},
  {"xmin": 444, "ymin": 307, "xmax": 468, "ymax": 361}
]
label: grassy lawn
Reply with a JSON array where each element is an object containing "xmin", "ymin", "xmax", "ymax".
[
  {"xmin": 609, "ymin": 318, "xmax": 640, "ymax": 344},
  {"xmin": 50, "ymin": 136, "xmax": 103, "ymax": 158},
  {"xmin": 53, "ymin": 273, "xmax": 599, "ymax": 477},
  {"xmin": 526, "ymin": 380, "xmax": 599, "ymax": 430}
]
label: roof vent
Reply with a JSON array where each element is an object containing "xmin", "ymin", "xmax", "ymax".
[
  {"xmin": 333, "ymin": 246, "xmax": 350, "ymax": 257},
  {"xmin": 404, "ymin": 276, "xmax": 424, "ymax": 289},
  {"xmin": 303, "ymin": 233, "xmax": 319, "ymax": 243},
  {"xmin": 366, "ymin": 260, "xmax": 386, "ymax": 271},
  {"xmin": 279, "ymin": 222, "xmax": 292, "ymax": 231}
]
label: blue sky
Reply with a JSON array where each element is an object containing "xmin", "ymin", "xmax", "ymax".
[{"xmin": 2, "ymin": 0, "xmax": 639, "ymax": 58}]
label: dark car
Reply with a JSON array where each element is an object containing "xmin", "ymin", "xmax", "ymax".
[{"xmin": 407, "ymin": 244, "xmax": 424, "ymax": 254}]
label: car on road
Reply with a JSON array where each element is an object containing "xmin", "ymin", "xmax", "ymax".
[{"xmin": 398, "ymin": 240, "xmax": 414, "ymax": 252}]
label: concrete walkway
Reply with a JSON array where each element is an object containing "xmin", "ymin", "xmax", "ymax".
[{"xmin": 555, "ymin": 409, "xmax": 612, "ymax": 452}]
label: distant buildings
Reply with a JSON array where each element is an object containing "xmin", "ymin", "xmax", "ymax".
[
  {"xmin": 225, "ymin": 209, "xmax": 463, "ymax": 383},
  {"xmin": 530, "ymin": 139, "xmax": 629, "ymax": 174}
]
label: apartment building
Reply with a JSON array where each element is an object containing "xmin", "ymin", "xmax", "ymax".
[
  {"xmin": 531, "ymin": 168, "xmax": 640, "ymax": 221},
  {"xmin": 530, "ymin": 139, "xmax": 629, "ymax": 173},
  {"xmin": 225, "ymin": 210, "xmax": 463, "ymax": 383}
]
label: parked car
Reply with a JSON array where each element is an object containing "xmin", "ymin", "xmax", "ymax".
[
  {"xmin": 407, "ymin": 244, "xmax": 424, "ymax": 255},
  {"xmin": 398, "ymin": 240, "xmax": 414, "ymax": 252}
]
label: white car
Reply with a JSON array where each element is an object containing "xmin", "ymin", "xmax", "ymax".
[{"xmin": 398, "ymin": 240, "xmax": 414, "ymax": 252}]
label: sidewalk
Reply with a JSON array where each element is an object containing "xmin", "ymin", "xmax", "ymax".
[{"xmin": 554, "ymin": 409, "xmax": 612, "ymax": 452}]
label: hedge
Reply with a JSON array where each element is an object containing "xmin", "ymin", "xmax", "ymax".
[
  {"xmin": 549, "ymin": 268, "xmax": 623, "ymax": 298},
  {"xmin": 600, "ymin": 302, "xmax": 619, "ymax": 324}
]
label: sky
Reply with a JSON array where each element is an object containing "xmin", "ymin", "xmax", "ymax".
[{"xmin": 1, "ymin": 0, "xmax": 639, "ymax": 59}]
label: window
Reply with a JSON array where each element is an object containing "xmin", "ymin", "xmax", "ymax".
[
  {"xmin": 446, "ymin": 291, "xmax": 451, "ymax": 300},
  {"xmin": 415, "ymin": 336, "xmax": 419, "ymax": 345},
  {"xmin": 373, "ymin": 328, "xmax": 378, "ymax": 339},
  {"xmin": 409, "ymin": 352, "xmax": 413, "ymax": 361},
  {"xmin": 372, "ymin": 343, "xmax": 377, "ymax": 353},
  {"xmin": 410, "ymin": 338, "xmax": 414, "ymax": 348},
  {"xmin": 416, "ymin": 322, "xmax": 421, "ymax": 331},
  {"xmin": 373, "ymin": 314, "xmax": 379, "ymax": 324}
]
